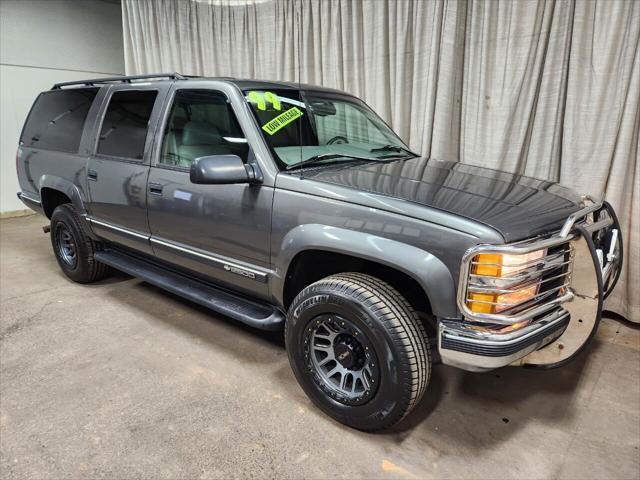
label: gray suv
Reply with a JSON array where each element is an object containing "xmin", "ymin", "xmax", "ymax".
[{"xmin": 16, "ymin": 73, "xmax": 623, "ymax": 430}]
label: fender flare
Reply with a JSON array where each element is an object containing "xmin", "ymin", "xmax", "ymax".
[
  {"xmin": 38, "ymin": 174, "xmax": 88, "ymax": 216},
  {"xmin": 273, "ymin": 224, "xmax": 458, "ymax": 319}
]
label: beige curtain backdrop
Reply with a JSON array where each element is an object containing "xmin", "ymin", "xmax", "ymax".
[{"xmin": 122, "ymin": 0, "xmax": 639, "ymax": 322}]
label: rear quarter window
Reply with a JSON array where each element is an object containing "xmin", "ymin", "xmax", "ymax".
[{"xmin": 20, "ymin": 88, "xmax": 99, "ymax": 153}]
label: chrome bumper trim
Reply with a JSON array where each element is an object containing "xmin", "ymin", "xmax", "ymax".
[{"xmin": 439, "ymin": 308, "xmax": 570, "ymax": 372}]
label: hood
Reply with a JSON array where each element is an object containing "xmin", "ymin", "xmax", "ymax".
[{"xmin": 295, "ymin": 157, "xmax": 583, "ymax": 242}]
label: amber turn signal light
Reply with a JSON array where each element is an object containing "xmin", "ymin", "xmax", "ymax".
[{"xmin": 467, "ymin": 250, "xmax": 546, "ymax": 314}]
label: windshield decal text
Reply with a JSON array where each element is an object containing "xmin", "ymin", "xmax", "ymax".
[
  {"xmin": 247, "ymin": 91, "xmax": 281, "ymax": 111},
  {"xmin": 262, "ymin": 107, "xmax": 303, "ymax": 135}
]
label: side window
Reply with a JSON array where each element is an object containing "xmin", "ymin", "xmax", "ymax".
[
  {"xmin": 160, "ymin": 89, "xmax": 248, "ymax": 168},
  {"xmin": 97, "ymin": 90, "xmax": 158, "ymax": 160},
  {"xmin": 20, "ymin": 88, "xmax": 99, "ymax": 153}
]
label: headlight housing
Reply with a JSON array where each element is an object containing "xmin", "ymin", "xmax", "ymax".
[{"xmin": 467, "ymin": 250, "xmax": 546, "ymax": 314}]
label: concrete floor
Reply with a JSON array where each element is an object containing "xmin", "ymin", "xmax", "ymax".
[{"xmin": 1, "ymin": 214, "xmax": 639, "ymax": 480}]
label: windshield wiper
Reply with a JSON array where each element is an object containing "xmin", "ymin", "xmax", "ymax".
[
  {"xmin": 285, "ymin": 153, "xmax": 381, "ymax": 171},
  {"xmin": 370, "ymin": 144, "xmax": 419, "ymax": 157}
]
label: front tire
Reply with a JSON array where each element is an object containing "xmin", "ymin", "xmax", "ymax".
[
  {"xmin": 50, "ymin": 204, "xmax": 110, "ymax": 283},
  {"xmin": 285, "ymin": 273, "xmax": 431, "ymax": 431}
]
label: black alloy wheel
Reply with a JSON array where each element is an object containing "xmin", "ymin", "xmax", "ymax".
[{"xmin": 305, "ymin": 313, "xmax": 380, "ymax": 406}]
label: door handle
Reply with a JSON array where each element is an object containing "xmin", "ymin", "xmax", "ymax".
[
  {"xmin": 87, "ymin": 169, "xmax": 98, "ymax": 181},
  {"xmin": 148, "ymin": 182, "xmax": 163, "ymax": 195}
]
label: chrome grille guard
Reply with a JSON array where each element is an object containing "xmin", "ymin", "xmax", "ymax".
[{"xmin": 457, "ymin": 199, "xmax": 622, "ymax": 325}]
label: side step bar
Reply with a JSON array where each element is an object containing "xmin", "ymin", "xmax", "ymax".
[{"xmin": 94, "ymin": 250, "xmax": 285, "ymax": 331}]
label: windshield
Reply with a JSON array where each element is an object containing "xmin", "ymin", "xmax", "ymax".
[{"xmin": 242, "ymin": 88, "xmax": 414, "ymax": 169}]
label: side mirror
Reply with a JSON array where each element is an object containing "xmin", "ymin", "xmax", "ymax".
[{"xmin": 190, "ymin": 155, "xmax": 259, "ymax": 185}]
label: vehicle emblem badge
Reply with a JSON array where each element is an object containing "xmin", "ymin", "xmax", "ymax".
[{"xmin": 223, "ymin": 264, "xmax": 256, "ymax": 279}]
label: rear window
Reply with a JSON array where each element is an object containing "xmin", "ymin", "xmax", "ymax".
[
  {"xmin": 20, "ymin": 88, "xmax": 99, "ymax": 153},
  {"xmin": 97, "ymin": 90, "xmax": 158, "ymax": 160}
]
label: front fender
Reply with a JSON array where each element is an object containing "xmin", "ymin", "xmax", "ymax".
[{"xmin": 273, "ymin": 224, "xmax": 458, "ymax": 318}]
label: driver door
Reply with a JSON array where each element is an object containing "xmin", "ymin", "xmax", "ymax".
[{"xmin": 146, "ymin": 86, "xmax": 273, "ymax": 299}]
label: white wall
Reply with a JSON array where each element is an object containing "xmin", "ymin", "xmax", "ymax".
[{"xmin": 0, "ymin": 0, "xmax": 125, "ymax": 214}]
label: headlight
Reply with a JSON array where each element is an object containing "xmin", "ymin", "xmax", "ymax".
[{"xmin": 467, "ymin": 250, "xmax": 546, "ymax": 314}]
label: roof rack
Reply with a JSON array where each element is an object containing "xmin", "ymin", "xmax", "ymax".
[{"xmin": 51, "ymin": 72, "xmax": 188, "ymax": 90}]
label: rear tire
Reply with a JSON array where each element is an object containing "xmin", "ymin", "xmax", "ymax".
[
  {"xmin": 50, "ymin": 204, "xmax": 110, "ymax": 283},
  {"xmin": 285, "ymin": 272, "xmax": 431, "ymax": 431}
]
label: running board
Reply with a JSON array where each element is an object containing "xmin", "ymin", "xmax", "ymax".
[{"xmin": 94, "ymin": 250, "xmax": 284, "ymax": 331}]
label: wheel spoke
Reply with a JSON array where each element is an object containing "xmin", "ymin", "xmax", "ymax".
[
  {"xmin": 317, "ymin": 354, "xmax": 334, "ymax": 367},
  {"xmin": 325, "ymin": 365, "xmax": 343, "ymax": 379},
  {"xmin": 315, "ymin": 329, "xmax": 337, "ymax": 342},
  {"xmin": 359, "ymin": 371, "xmax": 370, "ymax": 391},
  {"xmin": 339, "ymin": 372, "xmax": 349, "ymax": 390},
  {"xmin": 325, "ymin": 320, "xmax": 341, "ymax": 334}
]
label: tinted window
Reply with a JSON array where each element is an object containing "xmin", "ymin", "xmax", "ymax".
[
  {"xmin": 160, "ymin": 89, "xmax": 248, "ymax": 168},
  {"xmin": 20, "ymin": 88, "xmax": 98, "ymax": 153},
  {"xmin": 98, "ymin": 90, "xmax": 158, "ymax": 160}
]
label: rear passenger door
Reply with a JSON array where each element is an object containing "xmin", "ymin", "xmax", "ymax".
[
  {"xmin": 86, "ymin": 84, "xmax": 169, "ymax": 254},
  {"xmin": 146, "ymin": 85, "xmax": 273, "ymax": 299}
]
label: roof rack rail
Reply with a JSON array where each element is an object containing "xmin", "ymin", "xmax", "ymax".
[{"xmin": 51, "ymin": 72, "xmax": 187, "ymax": 90}]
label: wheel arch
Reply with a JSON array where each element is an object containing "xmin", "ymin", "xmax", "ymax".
[
  {"xmin": 274, "ymin": 224, "xmax": 458, "ymax": 319},
  {"xmin": 39, "ymin": 175, "xmax": 88, "ymax": 219}
]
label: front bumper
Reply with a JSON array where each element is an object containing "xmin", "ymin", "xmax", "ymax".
[
  {"xmin": 439, "ymin": 309, "xmax": 569, "ymax": 372},
  {"xmin": 439, "ymin": 200, "xmax": 622, "ymax": 372}
]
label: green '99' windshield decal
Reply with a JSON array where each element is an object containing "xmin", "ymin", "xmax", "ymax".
[
  {"xmin": 261, "ymin": 107, "xmax": 303, "ymax": 135},
  {"xmin": 247, "ymin": 90, "xmax": 282, "ymax": 111}
]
